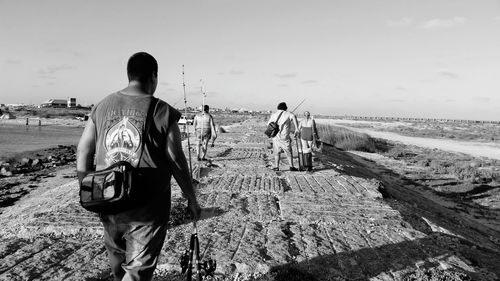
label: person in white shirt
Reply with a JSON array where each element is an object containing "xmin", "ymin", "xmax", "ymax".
[{"xmin": 267, "ymin": 102, "xmax": 299, "ymax": 171}]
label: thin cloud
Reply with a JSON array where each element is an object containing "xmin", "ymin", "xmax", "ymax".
[
  {"xmin": 389, "ymin": 99, "xmax": 405, "ymax": 103},
  {"xmin": 495, "ymin": 16, "xmax": 500, "ymax": 21},
  {"xmin": 206, "ymin": 91, "xmax": 218, "ymax": 97},
  {"xmin": 302, "ymin": 80, "xmax": 318, "ymax": 84},
  {"xmin": 38, "ymin": 75, "xmax": 57, "ymax": 80},
  {"xmin": 185, "ymin": 90, "xmax": 201, "ymax": 97},
  {"xmin": 396, "ymin": 86, "xmax": 408, "ymax": 92},
  {"xmin": 229, "ymin": 69, "xmax": 244, "ymax": 75},
  {"xmin": 38, "ymin": 64, "xmax": 77, "ymax": 75},
  {"xmin": 386, "ymin": 17, "xmax": 413, "ymax": 27},
  {"xmin": 420, "ymin": 17, "xmax": 467, "ymax": 29},
  {"xmin": 438, "ymin": 70, "xmax": 459, "ymax": 79},
  {"xmin": 275, "ymin": 73, "xmax": 297, "ymax": 79},
  {"xmin": 418, "ymin": 78, "xmax": 433, "ymax": 83},
  {"xmin": 472, "ymin": 97, "xmax": 491, "ymax": 102},
  {"xmin": 5, "ymin": 59, "xmax": 21, "ymax": 64},
  {"xmin": 278, "ymin": 83, "xmax": 289, "ymax": 87},
  {"xmin": 47, "ymin": 48, "xmax": 84, "ymax": 58}
]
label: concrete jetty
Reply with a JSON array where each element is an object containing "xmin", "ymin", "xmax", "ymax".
[{"xmin": 0, "ymin": 119, "xmax": 498, "ymax": 280}]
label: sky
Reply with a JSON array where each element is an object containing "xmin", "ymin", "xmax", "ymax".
[{"xmin": 1, "ymin": 0, "xmax": 499, "ymax": 120}]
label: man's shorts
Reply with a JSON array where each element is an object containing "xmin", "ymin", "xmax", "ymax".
[
  {"xmin": 196, "ymin": 129, "xmax": 211, "ymax": 140},
  {"xmin": 273, "ymin": 138, "xmax": 292, "ymax": 156}
]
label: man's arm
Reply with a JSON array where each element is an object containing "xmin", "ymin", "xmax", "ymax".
[
  {"xmin": 312, "ymin": 119, "xmax": 319, "ymax": 139},
  {"xmin": 193, "ymin": 115, "xmax": 198, "ymax": 130},
  {"xmin": 165, "ymin": 123, "xmax": 201, "ymax": 218},
  {"xmin": 210, "ymin": 115, "xmax": 217, "ymax": 139},
  {"xmin": 76, "ymin": 119, "xmax": 96, "ymax": 184}
]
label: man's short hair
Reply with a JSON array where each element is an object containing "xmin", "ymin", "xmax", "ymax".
[
  {"xmin": 127, "ymin": 52, "xmax": 158, "ymax": 83},
  {"xmin": 204, "ymin": 105, "xmax": 209, "ymax": 112},
  {"xmin": 277, "ymin": 102, "xmax": 287, "ymax": 111}
]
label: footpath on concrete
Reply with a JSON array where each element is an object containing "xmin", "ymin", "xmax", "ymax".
[{"xmin": 0, "ymin": 119, "xmax": 499, "ymax": 280}]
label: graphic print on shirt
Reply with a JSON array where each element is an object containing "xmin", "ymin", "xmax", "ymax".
[{"xmin": 104, "ymin": 117, "xmax": 142, "ymax": 166}]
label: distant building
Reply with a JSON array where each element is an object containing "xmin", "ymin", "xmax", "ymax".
[
  {"xmin": 40, "ymin": 97, "xmax": 76, "ymax": 108},
  {"xmin": 68, "ymin": 98, "xmax": 76, "ymax": 107}
]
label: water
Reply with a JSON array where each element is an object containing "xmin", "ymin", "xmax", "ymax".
[{"xmin": 0, "ymin": 124, "xmax": 84, "ymax": 160}]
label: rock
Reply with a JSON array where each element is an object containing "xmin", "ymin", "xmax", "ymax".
[
  {"xmin": 21, "ymin": 158, "xmax": 32, "ymax": 166},
  {"xmin": 32, "ymin": 159, "xmax": 41, "ymax": 166},
  {"xmin": 218, "ymin": 126, "xmax": 227, "ymax": 133},
  {"xmin": 0, "ymin": 167, "xmax": 13, "ymax": 177}
]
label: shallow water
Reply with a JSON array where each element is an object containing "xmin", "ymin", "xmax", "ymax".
[{"xmin": 0, "ymin": 124, "xmax": 84, "ymax": 160}]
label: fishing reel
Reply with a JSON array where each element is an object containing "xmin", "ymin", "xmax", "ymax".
[{"xmin": 180, "ymin": 223, "xmax": 217, "ymax": 280}]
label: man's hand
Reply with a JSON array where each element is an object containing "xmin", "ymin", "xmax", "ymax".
[
  {"xmin": 294, "ymin": 131, "xmax": 300, "ymax": 138},
  {"xmin": 187, "ymin": 199, "xmax": 202, "ymax": 220}
]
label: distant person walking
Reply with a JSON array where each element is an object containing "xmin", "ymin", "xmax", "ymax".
[
  {"xmin": 76, "ymin": 52, "xmax": 201, "ymax": 281},
  {"xmin": 268, "ymin": 102, "xmax": 299, "ymax": 171},
  {"xmin": 193, "ymin": 104, "xmax": 217, "ymax": 161},
  {"xmin": 298, "ymin": 111, "xmax": 318, "ymax": 172}
]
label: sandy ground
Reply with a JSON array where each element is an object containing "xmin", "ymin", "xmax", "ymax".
[
  {"xmin": 0, "ymin": 119, "xmax": 499, "ymax": 280},
  {"xmin": 317, "ymin": 119, "xmax": 500, "ymax": 160}
]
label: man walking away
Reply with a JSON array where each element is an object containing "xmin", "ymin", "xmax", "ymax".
[
  {"xmin": 298, "ymin": 111, "xmax": 319, "ymax": 172},
  {"xmin": 76, "ymin": 52, "xmax": 201, "ymax": 281},
  {"xmin": 193, "ymin": 104, "xmax": 217, "ymax": 161},
  {"xmin": 268, "ymin": 102, "xmax": 299, "ymax": 171}
]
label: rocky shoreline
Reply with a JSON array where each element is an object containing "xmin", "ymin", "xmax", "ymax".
[
  {"xmin": 0, "ymin": 145, "xmax": 76, "ymax": 177},
  {"xmin": 0, "ymin": 145, "xmax": 77, "ymax": 210}
]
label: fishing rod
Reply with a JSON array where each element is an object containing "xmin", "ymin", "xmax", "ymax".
[
  {"xmin": 291, "ymin": 98, "xmax": 306, "ymax": 171},
  {"xmin": 200, "ymin": 79, "xmax": 205, "ymax": 148},
  {"xmin": 290, "ymin": 98, "xmax": 306, "ymax": 113},
  {"xmin": 172, "ymin": 96, "xmax": 184, "ymax": 107},
  {"xmin": 182, "ymin": 65, "xmax": 193, "ymax": 178},
  {"xmin": 180, "ymin": 220, "xmax": 217, "ymax": 280}
]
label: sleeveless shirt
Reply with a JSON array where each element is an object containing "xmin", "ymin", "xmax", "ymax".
[{"xmin": 90, "ymin": 92, "xmax": 181, "ymax": 224}]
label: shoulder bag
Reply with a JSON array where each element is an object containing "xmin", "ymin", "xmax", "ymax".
[{"xmin": 264, "ymin": 111, "xmax": 284, "ymax": 138}]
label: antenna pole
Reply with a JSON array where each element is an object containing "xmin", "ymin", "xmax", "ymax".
[{"xmin": 182, "ymin": 65, "xmax": 193, "ymax": 178}]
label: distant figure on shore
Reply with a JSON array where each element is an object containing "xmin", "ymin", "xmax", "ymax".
[
  {"xmin": 76, "ymin": 52, "xmax": 200, "ymax": 281},
  {"xmin": 298, "ymin": 111, "xmax": 319, "ymax": 172},
  {"xmin": 193, "ymin": 105, "xmax": 217, "ymax": 161},
  {"xmin": 268, "ymin": 102, "xmax": 299, "ymax": 171}
]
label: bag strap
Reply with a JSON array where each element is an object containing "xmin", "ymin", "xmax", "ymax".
[
  {"xmin": 275, "ymin": 110, "xmax": 284, "ymax": 123},
  {"xmin": 136, "ymin": 97, "xmax": 158, "ymax": 167},
  {"xmin": 275, "ymin": 110, "xmax": 285, "ymax": 133}
]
